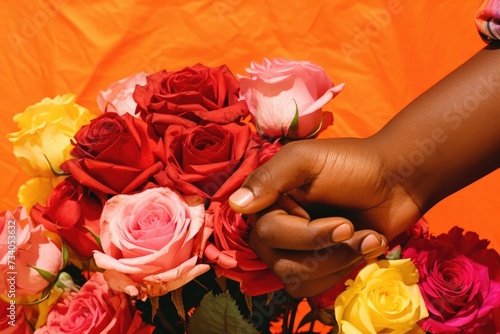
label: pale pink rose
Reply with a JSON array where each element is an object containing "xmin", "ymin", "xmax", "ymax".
[
  {"xmin": 0, "ymin": 207, "xmax": 63, "ymax": 298},
  {"xmin": 239, "ymin": 58, "xmax": 344, "ymax": 139},
  {"xmin": 97, "ymin": 72, "xmax": 148, "ymax": 117},
  {"xmin": 34, "ymin": 272, "xmax": 155, "ymax": 334},
  {"xmin": 93, "ymin": 187, "xmax": 210, "ymax": 299},
  {"xmin": 0, "ymin": 299, "xmax": 32, "ymax": 334}
]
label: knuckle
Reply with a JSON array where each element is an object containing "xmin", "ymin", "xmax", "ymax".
[{"xmin": 253, "ymin": 216, "xmax": 275, "ymax": 245}]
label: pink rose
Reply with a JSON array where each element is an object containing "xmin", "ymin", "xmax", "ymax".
[
  {"xmin": 0, "ymin": 300, "xmax": 32, "ymax": 334},
  {"xmin": 402, "ymin": 227, "xmax": 500, "ymax": 333},
  {"xmin": 97, "ymin": 72, "xmax": 148, "ymax": 117},
  {"xmin": 239, "ymin": 58, "xmax": 344, "ymax": 139},
  {"xmin": 34, "ymin": 272, "xmax": 155, "ymax": 334},
  {"xmin": 93, "ymin": 187, "xmax": 210, "ymax": 299},
  {"xmin": 0, "ymin": 207, "xmax": 63, "ymax": 298}
]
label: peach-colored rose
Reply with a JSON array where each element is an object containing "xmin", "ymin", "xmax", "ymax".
[
  {"xmin": 96, "ymin": 72, "xmax": 148, "ymax": 117},
  {"xmin": 34, "ymin": 272, "xmax": 155, "ymax": 334},
  {"xmin": 239, "ymin": 58, "xmax": 344, "ymax": 139},
  {"xmin": 93, "ymin": 187, "xmax": 210, "ymax": 299},
  {"xmin": 0, "ymin": 207, "xmax": 64, "ymax": 299}
]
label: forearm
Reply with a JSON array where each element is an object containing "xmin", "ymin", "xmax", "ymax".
[{"xmin": 372, "ymin": 42, "xmax": 500, "ymax": 213}]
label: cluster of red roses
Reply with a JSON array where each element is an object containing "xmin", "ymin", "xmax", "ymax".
[{"xmin": 31, "ymin": 64, "xmax": 285, "ymax": 300}]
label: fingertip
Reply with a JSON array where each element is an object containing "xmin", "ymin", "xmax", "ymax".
[
  {"xmin": 331, "ymin": 223, "xmax": 354, "ymax": 242},
  {"xmin": 361, "ymin": 235, "xmax": 388, "ymax": 258},
  {"xmin": 228, "ymin": 188, "xmax": 255, "ymax": 211},
  {"xmin": 360, "ymin": 234, "xmax": 383, "ymax": 255}
]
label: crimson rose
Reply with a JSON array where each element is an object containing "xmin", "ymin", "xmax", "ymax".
[
  {"xmin": 402, "ymin": 227, "xmax": 500, "ymax": 333},
  {"xmin": 133, "ymin": 64, "xmax": 249, "ymax": 130},
  {"xmin": 155, "ymin": 122, "xmax": 253, "ymax": 198},
  {"xmin": 61, "ymin": 113, "xmax": 163, "ymax": 195},
  {"xmin": 203, "ymin": 138, "xmax": 283, "ymax": 296},
  {"xmin": 31, "ymin": 177, "xmax": 104, "ymax": 259}
]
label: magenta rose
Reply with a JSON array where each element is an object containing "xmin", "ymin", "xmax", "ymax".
[
  {"xmin": 154, "ymin": 122, "xmax": 253, "ymax": 199},
  {"xmin": 239, "ymin": 58, "xmax": 343, "ymax": 139},
  {"xmin": 133, "ymin": 64, "xmax": 249, "ymax": 128},
  {"xmin": 402, "ymin": 227, "xmax": 500, "ymax": 333},
  {"xmin": 34, "ymin": 272, "xmax": 155, "ymax": 334},
  {"xmin": 61, "ymin": 112, "xmax": 164, "ymax": 195},
  {"xmin": 93, "ymin": 187, "xmax": 210, "ymax": 299},
  {"xmin": 31, "ymin": 178, "xmax": 104, "ymax": 259}
]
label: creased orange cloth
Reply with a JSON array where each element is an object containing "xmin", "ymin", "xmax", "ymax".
[{"xmin": 0, "ymin": 0, "xmax": 497, "ymax": 253}]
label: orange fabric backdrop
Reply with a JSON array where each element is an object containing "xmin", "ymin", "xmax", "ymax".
[{"xmin": 0, "ymin": 0, "xmax": 498, "ymax": 255}]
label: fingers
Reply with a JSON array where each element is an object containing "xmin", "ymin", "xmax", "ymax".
[
  {"xmin": 229, "ymin": 141, "xmax": 320, "ymax": 214},
  {"xmin": 250, "ymin": 228, "xmax": 385, "ymax": 282},
  {"xmin": 253, "ymin": 208, "xmax": 353, "ymax": 250},
  {"xmin": 284, "ymin": 261, "xmax": 362, "ymax": 298}
]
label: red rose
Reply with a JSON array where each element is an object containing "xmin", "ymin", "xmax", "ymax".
[
  {"xmin": 402, "ymin": 227, "xmax": 500, "ymax": 333},
  {"xmin": 155, "ymin": 122, "xmax": 253, "ymax": 198},
  {"xmin": 203, "ymin": 137, "xmax": 283, "ymax": 295},
  {"xmin": 132, "ymin": 64, "xmax": 249, "ymax": 129},
  {"xmin": 61, "ymin": 113, "xmax": 164, "ymax": 195},
  {"xmin": 388, "ymin": 217, "xmax": 430, "ymax": 250},
  {"xmin": 204, "ymin": 200, "xmax": 284, "ymax": 296},
  {"xmin": 31, "ymin": 178, "xmax": 104, "ymax": 259}
]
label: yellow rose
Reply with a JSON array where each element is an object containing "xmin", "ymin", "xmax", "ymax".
[
  {"xmin": 334, "ymin": 259, "xmax": 428, "ymax": 334},
  {"xmin": 18, "ymin": 176, "xmax": 66, "ymax": 212},
  {"xmin": 7, "ymin": 94, "xmax": 94, "ymax": 177}
]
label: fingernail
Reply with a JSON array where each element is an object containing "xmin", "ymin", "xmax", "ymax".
[
  {"xmin": 331, "ymin": 224, "xmax": 352, "ymax": 242},
  {"xmin": 361, "ymin": 234, "xmax": 381, "ymax": 254},
  {"xmin": 364, "ymin": 239, "xmax": 387, "ymax": 259},
  {"xmin": 229, "ymin": 188, "xmax": 254, "ymax": 207}
]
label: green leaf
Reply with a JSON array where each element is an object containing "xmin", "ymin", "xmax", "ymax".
[
  {"xmin": 43, "ymin": 154, "xmax": 70, "ymax": 176},
  {"xmin": 149, "ymin": 296, "xmax": 159, "ymax": 323},
  {"xmin": 54, "ymin": 272, "xmax": 80, "ymax": 293},
  {"xmin": 61, "ymin": 241, "xmax": 69, "ymax": 267},
  {"xmin": 28, "ymin": 264, "xmax": 57, "ymax": 282},
  {"xmin": 285, "ymin": 99, "xmax": 300, "ymax": 139},
  {"xmin": 385, "ymin": 247, "xmax": 402, "ymax": 260},
  {"xmin": 189, "ymin": 291, "xmax": 260, "ymax": 334},
  {"xmin": 171, "ymin": 288, "xmax": 186, "ymax": 322},
  {"xmin": 84, "ymin": 225, "xmax": 102, "ymax": 250},
  {"xmin": 244, "ymin": 294, "xmax": 253, "ymax": 314}
]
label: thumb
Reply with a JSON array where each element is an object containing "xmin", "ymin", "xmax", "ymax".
[{"xmin": 229, "ymin": 142, "xmax": 318, "ymax": 214}]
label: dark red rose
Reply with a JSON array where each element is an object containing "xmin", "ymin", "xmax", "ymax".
[
  {"xmin": 61, "ymin": 113, "xmax": 164, "ymax": 195},
  {"xmin": 132, "ymin": 64, "xmax": 249, "ymax": 131},
  {"xmin": 31, "ymin": 178, "xmax": 105, "ymax": 259},
  {"xmin": 154, "ymin": 122, "xmax": 253, "ymax": 198},
  {"xmin": 402, "ymin": 227, "xmax": 500, "ymax": 333},
  {"xmin": 388, "ymin": 217, "xmax": 430, "ymax": 250},
  {"xmin": 204, "ymin": 200, "xmax": 284, "ymax": 296},
  {"xmin": 202, "ymin": 135, "xmax": 282, "ymax": 295}
]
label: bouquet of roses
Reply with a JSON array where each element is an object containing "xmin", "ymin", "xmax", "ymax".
[{"xmin": 1, "ymin": 57, "xmax": 499, "ymax": 334}]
